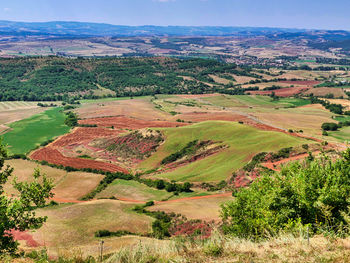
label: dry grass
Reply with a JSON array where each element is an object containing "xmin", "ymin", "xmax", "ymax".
[
  {"xmin": 323, "ymin": 99, "xmax": 350, "ymax": 110},
  {"xmin": 304, "ymin": 87, "xmax": 348, "ymax": 98},
  {"xmin": 76, "ymin": 98, "xmax": 170, "ymax": 121},
  {"xmin": 0, "ymin": 107, "xmax": 45, "ymax": 134},
  {"xmin": 228, "ymin": 74, "xmax": 256, "ymax": 84},
  {"xmin": 209, "ymin": 74, "xmax": 232, "ymax": 85},
  {"xmin": 30, "ymin": 200, "xmax": 153, "ymax": 256},
  {"xmin": 148, "ymin": 195, "xmax": 233, "ymax": 221},
  {"xmin": 104, "ymin": 231, "xmax": 350, "ymax": 263},
  {"xmin": 3, "ymin": 159, "xmax": 103, "ymax": 201}
]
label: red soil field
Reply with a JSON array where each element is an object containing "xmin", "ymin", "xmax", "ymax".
[
  {"xmin": 9, "ymin": 230, "xmax": 39, "ymax": 247},
  {"xmin": 248, "ymin": 86, "xmax": 311, "ymax": 97},
  {"xmin": 261, "ymin": 151, "xmax": 321, "ymax": 171},
  {"xmin": 279, "ymin": 80, "xmax": 321, "ymax": 86},
  {"xmin": 31, "ymin": 147, "xmax": 128, "ymax": 173},
  {"xmin": 79, "ymin": 116, "xmax": 187, "ymax": 129},
  {"xmin": 30, "ymin": 117, "xmax": 188, "ymax": 173},
  {"xmin": 52, "ymin": 127, "xmax": 121, "ymax": 147}
]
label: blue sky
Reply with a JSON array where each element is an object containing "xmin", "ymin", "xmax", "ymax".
[{"xmin": 0, "ymin": 0, "xmax": 349, "ymax": 30}]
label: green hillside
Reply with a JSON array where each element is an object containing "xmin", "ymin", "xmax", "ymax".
[{"xmin": 139, "ymin": 121, "xmax": 307, "ymax": 182}]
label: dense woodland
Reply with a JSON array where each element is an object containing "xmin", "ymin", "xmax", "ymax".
[{"xmin": 0, "ymin": 56, "xmax": 262, "ymax": 101}]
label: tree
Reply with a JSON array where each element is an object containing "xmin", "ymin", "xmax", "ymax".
[
  {"xmin": 221, "ymin": 149, "xmax": 350, "ymax": 239},
  {"xmin": 0, "ymin": 139, "xmax": 54, "ymax": 254}
]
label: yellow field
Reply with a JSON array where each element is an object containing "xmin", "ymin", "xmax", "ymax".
[
  {"xmin": 4, "ymin": 159, "xmax": 103, "ymax": 201},
  {"xmin": 149, "ymin": 195, "xmax": 233, "ymax": 221},
  {"xmin": 31, "ymin": 200, "xmax": 153, "ymax": 256}
]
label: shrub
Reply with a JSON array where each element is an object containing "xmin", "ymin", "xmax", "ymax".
[
  {"xmin": 221, "ymin": 149, "xmax": 350, "ymax": 239},
  {"xmin": 203, "ymin": 241, "xmax": 223, "ymax": 257},
  {"xmin": 322, "ymin": 122, "xmax": 339, "ymax": 131}
]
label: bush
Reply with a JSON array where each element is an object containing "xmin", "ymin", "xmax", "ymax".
[
  {"xmin": 203, "ymin": 241, "xmax": 223, "ymax": 257},
  {"xmin": 322, "ymin": 122, "xmax": 339, "ymax": 131},
  {"xmin": 221, "ymin": 149, "xmax": 350, "ymax": 239}
]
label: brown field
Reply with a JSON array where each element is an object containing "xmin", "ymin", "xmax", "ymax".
[
  {"xmin": 229, "ymin": 74, "xmax": 256, "ymax": 84},
  {"xmin": 0, "ymin": 107, "xmax": 46, "ymax": 134},
  {"xmin": 30, "ymin": 147, "xmax": 129, "ymax": 173},
  {"xmin": 148, "ymin": 195, "xmax": 233, "ymax": 221},
  {"xmin": 248, "ymin": 86, "xmax": 311, "ymax": 97},
  {"xmin": 3, "ymin": 159, "xmax": 103, "ymax": 201},
  {"xmin": 279, "ymin": 80, "xmax": 321, "ymax": 86},
  {"xmin": 30, "ymin": 110, "xmax": 187, "ymax": 173},
  {"xmin": 255, "ymin": 104, "xmax": 334, "ymax": 137},
  {"xmin": 79, "ymin": 116, "xmax": 187, "ymax": 129},
  {"xmin": 76, "ymin": 99, "xmax": 169, "ymax": 121},
  {"xmin": 323, "ymin": 98, "xmax": 350, "ymax": 110},
  {"xmin": 51, "ymin": 127, "xmax": 121, "ymax": 147},
  {"xmin": 29, "ymin": 200, "xmax": 154, "ymax": 256},
  {"xmin": 303, "ymin": 87, "xmax": 348, "ymax": 98},
  {"xmin": 209, "ymin": 74, "xmax": 232, "ymax": 85},
  {"xmin": 242, "ymin": 81, "xmax": 293, "ymax": 90}
]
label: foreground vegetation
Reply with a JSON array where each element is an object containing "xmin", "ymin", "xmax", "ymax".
[
  {"xmin": 2, "ymin": 143, "xmax": 350, "ymax": 262},
  {"xmin": 0, "ymin": 140, "xmax": 54, "ymax": 254}
]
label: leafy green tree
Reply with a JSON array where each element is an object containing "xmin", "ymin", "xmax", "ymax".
[
  {"xmin": 221, "ymin": 149, "xmax": 350, "ymax": 239},
  {"xmin": 64, "ymin": 111, "xmax": 78, "ymax": 127},
  {"xmin": 0, "ymin": 140, "xmax": 54, "ymax": 254}
]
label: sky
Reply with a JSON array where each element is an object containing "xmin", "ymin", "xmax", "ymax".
[{"xmin": 0, "ymin": 0, "xmax": 349, "ymax": 30}]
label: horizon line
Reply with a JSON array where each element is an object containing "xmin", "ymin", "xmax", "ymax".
[{"xmin": 1, "ymin": 19, "xmax": 349, "ymax": 32}]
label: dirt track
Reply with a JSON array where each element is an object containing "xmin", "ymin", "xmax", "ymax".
[{"xmin": 261, "ymin": 151, "xmax": 321, "ymax": 171}]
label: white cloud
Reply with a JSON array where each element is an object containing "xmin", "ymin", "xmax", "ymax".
[{"xmin": 3, "ymin": 8, "xmax": 11, "ymax": 12}]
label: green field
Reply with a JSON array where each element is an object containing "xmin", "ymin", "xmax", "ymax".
[
  {"xmin": 329, "ymin": 126, "xmax": 350, "ymax": 142},
  {"xmin": 139, "ymin": 121, "xmax": 307, "ymax": 182},
  {"xmin": 2, "ymin": 107, "xmax": 70, "ymax": 154},
  {"xmin": 335, "ymin": 115, "xmax": 350, "ymax": 122},
  {"xmin": 96, "ymin": 179, "xmax": 173, "ymax": 201},
  {"xmin": 96, "ymin": 179, "xmax": 212, "ymax": 201}
]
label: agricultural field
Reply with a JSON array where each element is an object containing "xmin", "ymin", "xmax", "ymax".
[
  {"xmin": 1, "ymin": 55, "xmax": 350, "ymax": 261},
  {"xmin": 30, "ymin": 200, "xmax": 154, "ymax": 256},
  {"xmin": 4, "ymin": 159, "xmax": 103, "ymax": 201},
  {"xmin": 148, "ymin": 195, "xmax": 233, "ymax": 221},
  {"xmin": 328, "ymin": 126, "xmax": 350, "ymax": 142},
  {"xmin": 2, "ymin": 107, "xmax": 70, "ymax": 154},
  {"xmin": 138, "ymin": 121, "xmax": 307, "ymax": 182},
  {"xmin": 96, "ymin": 179, "xmax": 173, "ymax": 201},
  {"xmin": 0, "ymin": 101, "xmax": 46, "ymax": 134}
]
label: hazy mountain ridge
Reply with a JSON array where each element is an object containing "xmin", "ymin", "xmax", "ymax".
[{"xmin": 0, "ymin": 20, "xmax": 334, "ymax": 37}]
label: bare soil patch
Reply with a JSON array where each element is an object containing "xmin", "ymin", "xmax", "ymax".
[
  {"xmin": 30, "ymin": 147, "xmax": 128, "ymax": 173},
  {"xmin": 304, "ymin": 87, "xmax": 348, "ymax": 98},
  {"xmin": 279, "ymin": 80, "xmax": 321, "ymax": 86},
  {"xmin": 79, "ymin": 116, "xmax": 187, "ymax": 129},
  {"xmin": 248, "ymin": 86, "xmax": 311, "ymax": 97}
]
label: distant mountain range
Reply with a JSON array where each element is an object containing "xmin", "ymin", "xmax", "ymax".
[
  {"xmin": 0, "ymin": 20, "xmax": 323, "ymax": 37},
  {"xmin": 1, "ymin": 20, "xmax": 350, "ymax": 57}
]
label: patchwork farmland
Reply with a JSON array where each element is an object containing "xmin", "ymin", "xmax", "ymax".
[{"xmin": 0, "ymin": 56, "xmax": 349, "ymax": 260}]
